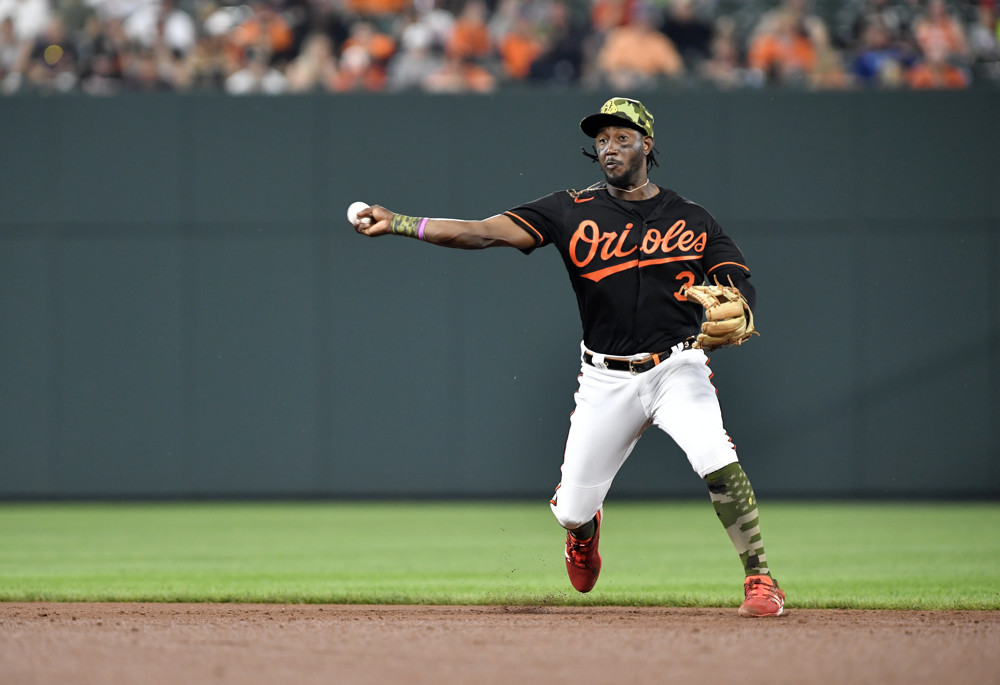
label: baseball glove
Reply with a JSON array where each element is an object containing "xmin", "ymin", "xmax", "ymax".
[{"xmin": 681, "ymin": 282, "xmax": 758, "ymax": 350}]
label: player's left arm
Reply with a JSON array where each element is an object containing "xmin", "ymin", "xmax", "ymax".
[
  {"xmin": 708, "ymin": 264, "xmax": 756, "ymax": 312},
  {"xmin": 701, "ymin": 215, "xmax": 756, "ymax": 311},
  {"xmin": 682, "ymin": 219, "xmax": 760, "ymax": 350}
]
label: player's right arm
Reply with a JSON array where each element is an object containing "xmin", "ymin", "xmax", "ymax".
[{"xmin": 354, "ymin": 205, "xmax": 536, "ymax": 251}]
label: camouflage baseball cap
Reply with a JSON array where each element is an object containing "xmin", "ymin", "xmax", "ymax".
[{"xmin": 580, "ymin": 97, "xmax": 655, "ymax": 139}]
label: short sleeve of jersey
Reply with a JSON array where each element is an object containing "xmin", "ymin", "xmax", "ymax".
[{"xmin": 503, "ymin": 192, "xmax": 566, "ymax": 255}]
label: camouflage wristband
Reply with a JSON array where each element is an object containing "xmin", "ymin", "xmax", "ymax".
[{"xmin": 390, "ymin": 214, "xmax": 423, "ymax": 239}]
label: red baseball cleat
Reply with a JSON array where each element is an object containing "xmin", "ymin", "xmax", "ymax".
[
  {"xmin": 738, "ymin": 574, "xmax": 785, "ymax": 617},
  {"xmin": 564, "ymin": 509, "xmax": 602, "ymax": 593}
]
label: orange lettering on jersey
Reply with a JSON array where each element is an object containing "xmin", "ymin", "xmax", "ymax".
[
  {"xmin": 612, "ymin": 225, "xmax": 637, "ymax": 258},
  {"xmin": 581, "ymin": 259, "xmax": 641, "ymax": 282},
  {"xmin": 599, "ymin": 232, "xmax": 618, "ymax": 261},
  {"xmin": 570, "ymin": 218, "xmax": 706, "ymax": 282},
  {"xmin": 569, "ymin": 220, "xmax": 600, "ymax": 267},
  {"xmin": 661, "ymin": 220, "xmax": 686, "ymax": 251},
  {"xmin": 664, "ymin": 220, "xmax": 699, "ymax": 252},
  {"xmin": 600, "ymin": 224, "xmax": 636, "ymax": 260},
  {"xmin": 641, "ymin": 228, "xmax": 661, "ymax": 253}
]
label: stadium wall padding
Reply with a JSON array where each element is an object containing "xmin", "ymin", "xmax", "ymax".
[{"xmin": 2, "ymin": 90, "xmax": 998, "ymax": 498}]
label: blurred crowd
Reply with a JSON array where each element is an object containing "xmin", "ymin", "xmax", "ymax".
[{"xmin": 1, "ymin": 0, "xmax": 998, "ymax": 95}]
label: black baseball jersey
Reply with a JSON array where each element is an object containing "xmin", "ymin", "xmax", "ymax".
[{"xmin": 505, "ymin": 185, "xmax": 752, "ymax": 356}]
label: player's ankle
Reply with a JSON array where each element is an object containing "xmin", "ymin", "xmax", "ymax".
[{"xmin": 569, "ymin": 517, "xmax": 597, "ymax": 540}]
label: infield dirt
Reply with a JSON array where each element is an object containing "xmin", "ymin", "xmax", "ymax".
[{"xmin": 1, "ymin": 603, "xmax": 998, "ymax": 684}]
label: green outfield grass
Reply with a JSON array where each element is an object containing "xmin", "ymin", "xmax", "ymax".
[{"xmin": 0, "ymin": 501, "xmax": 997, "ymax": 609}]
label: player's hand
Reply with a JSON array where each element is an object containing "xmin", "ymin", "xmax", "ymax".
[{"xmin": 354, "ymin": 205, "xmax": 393, "ymax": 237}]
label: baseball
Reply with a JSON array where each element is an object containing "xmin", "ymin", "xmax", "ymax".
[{"xmin": 347, "ymin": 201, "xmax": 372, "ymax": 227}]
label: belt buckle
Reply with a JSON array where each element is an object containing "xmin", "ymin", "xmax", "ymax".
[{"xmin": 628, "ymin": 357, "xmax": 649, "ymax": 375}]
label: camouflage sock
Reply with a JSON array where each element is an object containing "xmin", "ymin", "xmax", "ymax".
[
  {"xmin": 705, "ymin": 462, "xmax": 769, "ymax": 576},
  {"xmin": 569, "ymin": 516, "xmax": 597, "ymax": 540}
]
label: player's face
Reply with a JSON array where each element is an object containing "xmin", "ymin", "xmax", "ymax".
[{"xmin": 595, "ymin": 127, "xmax": 648, "ymax": 188}]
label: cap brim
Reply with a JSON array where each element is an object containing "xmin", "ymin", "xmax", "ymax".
[{"xmin": 580, "ymin": 113, "xmax": 649, "ymax": 139}]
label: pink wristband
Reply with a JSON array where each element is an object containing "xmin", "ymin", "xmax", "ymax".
[{"xmin": 417, "ymin": 217, "xmax": 428, "ymax": 241}]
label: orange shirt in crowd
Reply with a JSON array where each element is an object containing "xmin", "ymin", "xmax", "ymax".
[
  {"xmin": 499, "ymin": 25, "xmax": 543, "ymax": 79},
  {"xmin": 448, "ymin": 16, "xmax": 492, "ymax": 58},
  {"xmin": 341, "ymin": 32, "xmax": 396, "ymax": 63},
  {"xmin": 591, "ymin": 0, "xmax": 636, "ymax": 30},
  {"xmin": 230, "ymin": 10, "xmax": 294, "ymax": 55},
  {"xmin": 907, "ymin": 62, "xmax": 968, "ymax": 88},
  {"xmin": 748, "ymin": 32, "xmax": 816, "ymax": 75}
]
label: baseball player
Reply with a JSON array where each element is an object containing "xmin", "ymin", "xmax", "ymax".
[{"xmin": 352, "ymin": 97, "xmax": 784, "ymax": 617}]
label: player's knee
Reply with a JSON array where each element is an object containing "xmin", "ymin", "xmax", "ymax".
[
  {"xmin": 555, "ymin": 512, "xmax": 593, "ymax": 531},
  {"xmin": 694, "ymin": 453, "xmax": 739, "ymax": 479}
]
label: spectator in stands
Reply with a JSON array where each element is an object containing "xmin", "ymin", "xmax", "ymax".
[
  {"xmin": 852, "ymin": 14, "xmax": 911, "ymax": 87},
  {"xmin": 73, "ymin": 14, "xmax": 131, "ymax": 88},
  {"xmin": 285, "ymin": 30, "xmax": 338, "ymax": 91},
  {"xmin": 22, "ymin": 15, "xmax": 78, "ymax": 92},
  {"xmin": 184, "ymin": 32, "xmax": 229, "ymax": 91},
  {"xmin": 586, "ymin": 0, "xmax": 626, "ymax": 77},
  {"xmin": 225, "ymin": 44, "xmax": 287, "ymax": 93},
  {"xmin": 486, "ymin": 0, "xmax": 522, "ymax": 42},
  {"xmin": 0, "ymin": 16, "xmax": 23, "ymax": 88},
  {"xmin": 0, "ymin": 0, "xmax": 51, "ymax": 45},
  {"xmin": 409, "ymin": 0, "xmax": 455, "ymax": 53},
  {"xmin": 907, "ymin": 35, "xmax": 969, "ymax": 87},
  {"xmin": 591, "ymin": 0, "xmax": 634, "ymax": 31},
  {"xmin": 333, "ymin": 42, "xmax": 385, "ymax": 90},
  {"xmin": 747, "ymin": 8, "xmax": 816, "ymax": 86},
  {"xmin": 57, "ymin": 0, "xmax": 96, "ymax": 37},
  {"xmin": 659, "ymin": 0, "xmax": 712, "ymax": 70},
  {"xmin": 294, "ymin": 0, "xmax": 352, "ymax": 53},
  {"xmin": 394, "ymin": 6, "xmax": 445, "ymax": 56},
  {"xmin": 498, "ymin": 14, "xmax": 542, "ymax": 80},
  {"xmin": 346, "ymin": 0, "xmax": 409, "ymax": 20},
  {"xmin": 79, "ymin": 48, "xmax": 121, "ymax": 93},
  {"xmin": 527, "ymin": 0, "xmax": 588, "ymax": 86},
  {"xmin": 912, "ymin": 0, "xmax": 969, "ymax": 63},
  {"xmin": 595, "ymin": 2, "xmax": 684, "ymax": 89},
  {"xmin": 122, "ymin": 45, "xmax": 174, "ymax": 90},
  {"xmin": 122, "ymin": 0, "xmax": 195, "ymax": 56},
  {"xmin": 446, "ymin": 0, "xmax": 492, "ymax": 62},
  {"xmin": 422, "ymin": 51, "xmax": 495, "ymax": 91},
  {"xmin": 805, "ymin": 15, "xmax": 850, "ymax": 89},
  {"xmin": 697, "ymin": 15, "xmax": 747, "ymax": 89},
  {"xmin": 89, "ymin": 14, "xmax": 131, "ymax": 60},
  {"xmin": 340, "ymin": 19, "xmax": 395, "ymax": 74},
  {"xmin": 752, "ymin": 0, "xmax": 823, "ymax": 43},
  {"xmin": 386, "ymin": 20, "xmax": 441, "ymax": 90},
  {"xmin": 840, "ymin": 0, "xmax": 917, "ymax": 51},
  {"xmin": 967, "ymin": 0, "xmax": 1000, "ymax": 82},
  {"xmin": 230, "ymin": 1, "xmax": 295, "ymax": 61}
]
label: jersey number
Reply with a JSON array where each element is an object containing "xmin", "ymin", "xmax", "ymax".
[{"xmin": 673, "ymin": 271, "xmax": 695, "ymax": 301}]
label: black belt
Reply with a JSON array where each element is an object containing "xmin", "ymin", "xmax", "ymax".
[{"xmin": 584, "ymin": 339, "xmax": 693, "ymax": 375}]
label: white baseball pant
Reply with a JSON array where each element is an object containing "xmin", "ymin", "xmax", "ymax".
[{"xmin": 550, "ymin": 342, "xmax": 739, "ymax": 530}]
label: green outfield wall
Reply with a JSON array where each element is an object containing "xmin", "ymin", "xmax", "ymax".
[{"xmin": 1, "ymin": 91, "xmax": 998, "ymax": 499}]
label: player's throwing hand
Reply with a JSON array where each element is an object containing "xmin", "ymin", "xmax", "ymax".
[{"xmin": 349, "ymin": 203, "xmax": 393, "ymax": 237}]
